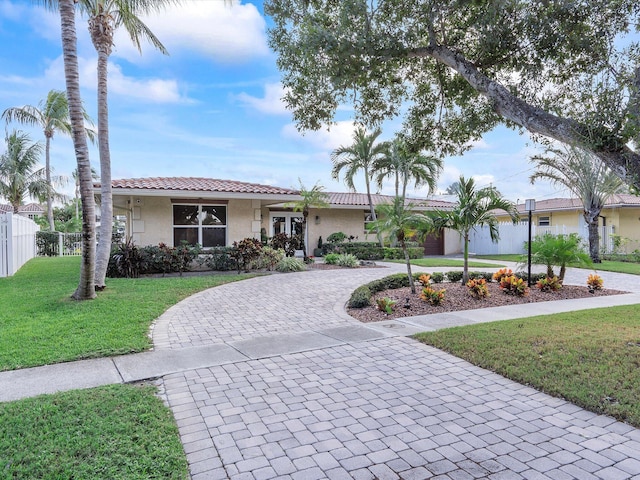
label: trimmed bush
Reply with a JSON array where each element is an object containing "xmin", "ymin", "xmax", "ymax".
[
  {"xmin": 446, "ymin": 270, "xmax": 464, "ymax": 283},
  {"xmin": 468, "ymin": 271, "xmax": 494, "ymax": 282},
  {"xmin": 201, "ymin": 247, "xmax": 236, "ymax": 271},
  {"xmin": 348, "ymin": 285, "xmax": 372, "ymax": 308},
  {"xmin": 430, "ymin": 272, "xmax": 445, "ymax": 284},
  {"xmin": 324, "ymin": 253, "xmax": 340, "ymax": 265}
]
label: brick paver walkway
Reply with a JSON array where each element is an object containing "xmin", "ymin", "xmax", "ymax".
[{"xmin": 154, "ymin": 262, "xmax": 640, "ymax": 479}]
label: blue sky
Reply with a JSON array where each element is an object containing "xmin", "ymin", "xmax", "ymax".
[{"xmin": 0, "ymin": 0, "xmax": 570, "ymax": 204}]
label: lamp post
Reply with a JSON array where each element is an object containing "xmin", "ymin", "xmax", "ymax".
[{"xmin": 525, "ymin": 199, "xmax": 536, "ymax": 286}]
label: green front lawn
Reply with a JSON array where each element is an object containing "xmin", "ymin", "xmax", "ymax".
[
  {"xmin": 390, "ymin": 258, "xmax": 505, "ymax": 268},
  {"xmin": 0, "ymin": 256, "xmax": 253, "ymax": 371},
  {"xmin": 0, "ymin": 384, "xmax": 189, "ymax": 479},
  {"xmin": 415, "ymin": 305, "xmax": 640, "ymax": 427},
  {"xmin": 477, "ymin": 254, "xmax": 640, "ymax": 275}
]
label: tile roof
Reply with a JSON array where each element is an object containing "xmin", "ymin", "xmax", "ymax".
[
  {"xmin": 325, "ymin": 192, "xmax": 454, "ymax": 210},
  {"xmin": 107, "ymin": 177, "xmax": 299, "ymax": 196},
  {"xmin": 514, "ymin": 194, "xmax": 640, "ymax": 213},
  {"xmin": 0, "ymin": 203, "xmax": 44, "ymax": 213}
]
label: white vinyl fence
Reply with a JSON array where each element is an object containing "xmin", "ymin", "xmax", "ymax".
[
  {"xmin": 468, "ymin": 221, "xmax": 615, "ymax": 255},
  {"xmin": 0, "ymin": 212, "xmax": 39, "ymax": 277}
]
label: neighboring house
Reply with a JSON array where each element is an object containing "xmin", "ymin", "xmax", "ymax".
[
  {"xmin": 0, "ymin": 203, "xmax": 45, "ymax": 220},
  {"xmin": 494, "ymin": 195, "xmax": 640, "ymax": 253},
  {"xmin": 98, "ymin": 177, "xmax": 461, "ymax": 255}
]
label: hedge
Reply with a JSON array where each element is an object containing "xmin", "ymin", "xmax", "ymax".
[{"xmin": 322, "ymin": 242, "xmax": 423, "ymax": 260}]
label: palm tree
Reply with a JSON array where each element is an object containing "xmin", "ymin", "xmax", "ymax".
[
  {"xmin": 72, "ymin": 167, "xmax": 100, "ymax": 220},
  {"xmin": 0, "ymin": 131, "xmax": 48, "ymax": 213},
  {"xmin": 530, "ymin": 145, "xmax": 626, "ymax": 263},
  {"xmin": 286, "ymin": 180, "xmax": 330, "ymax": 259},
  {"xmin": 78, "ymin": 0, "xmax": 178, "ymax": 289},
  {"xmin": 374, "ymin": 139, "xmax": 443, "ymax": 201},
  {"xmin": 56, "ymin": 0, "xmax": 98, "ymax": 300},
  {"xmin": 433, "ymin": 176, "xmax": 519, "ymax": 283},
  {"xmin": 331, "ymin": 126, "xmax": 388, "ymax": 246},
  {"xmin": 370, "ymin": 197, "xmax": 429, "ymax": 293},
  {"xmin": 2, "ymin": 90, "xmax": 95, "ymax": 231}
]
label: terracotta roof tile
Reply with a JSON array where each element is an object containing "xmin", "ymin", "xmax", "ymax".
[
  {"xmin": 514, "ymin": 194, "xmax": 640, "ymax": 213},
  {"xmin": 108, "ymin": 177, "xmax": 299, "ymax": 196},
  {"xmin": 0, "ymin": 203, "xmax": 44, "ymax": 213},
  {"xmin": 325, "ymin": 192, "xmax": 454, "ymax": 210}
]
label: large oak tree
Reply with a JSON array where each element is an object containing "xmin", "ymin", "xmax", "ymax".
[{"xmin": 266, "ymin": 0, "xmax": 640, "ymax": 190}]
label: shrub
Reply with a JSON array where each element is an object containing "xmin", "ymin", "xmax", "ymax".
[
  {"xmin": 430, "ymin": 272, "xmax": 444, "ymax": 284},
  {"xmin": 514, "ymin": 271, "xmax": 547, "ymax": 284},
  {"xmin": 348, "ymin": 285, "xmax": 372, "ymax": 308},
  {"xmin": 587, "ymin": 274, "xmax": 604, "ymax": 291},
  {"xmin": 368, "ymin": 273, "xmax": 412, "ymax": 293},
  {"xmin": 276, "ymin": 257, "xmax": 306, "ymax": 272},
  {"xmin": 500, "ymin": 275, "xmax": 529, "ymax": 296},
  {"xmin": 270, "ymin": 232, "xmax": 297, "ymax": 257},
  {"xmin": 327, "ymin": 232, "xmax": 347, "ymax": 243},
  {"xmin": 418, "ymin": 274, "xmax": 431, "ymax": 286},
  {"xmin": 468, "ymin": 271, "xmax": 493, "ymax": 282},
  {"xmin": 255, "ymin": 246, "xmax": 285, "ymax": 271},
  {"xmin": 446, "ymin": 270, "xmax": 464, "ymax": 283},
  {"xmin": 324, "ymin": 253, "xmax": 340, "ymax": 265},
  {"xmin": 420, "ymin": 286, "xmax": 446, "ymax": 305},
  {"xmin": 492, "ymin": 268, "xmax": 513, "ymax": 282},
  {"xmin": 376, "ymin": 297, "xmax": 397, "ymax": 314},
  {"xmin": 201, "ymin": 247, "xmax": 236, "ymax": 271},
  {"xmin": 36, "ymin": 231, "xmax": 60, "ymax": 257},
  {"xmin": 467, "ymin": 278, "xmax": 490, "ymax": 299},
  {"xmin": 107, "ymin": 237, "xmax": 146, "ymax": 278},
  {"xmin": 536, "ymin": 276, "xmax": 563, "ymax": 292},
  {"xmin": 336, "ymin": 253, "xmax": 359, "ymax": 268},
  {"xmin": 231, "ymin": 238, "xmax": 263, "ymax": 272}
]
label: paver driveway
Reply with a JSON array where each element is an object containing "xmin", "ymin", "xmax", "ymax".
[{"xmin": 154, "ymin": 263, "xmax": 640, "ymax": 479}]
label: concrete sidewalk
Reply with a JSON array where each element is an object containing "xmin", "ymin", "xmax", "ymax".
[{"xmin": 2, "ymin": 290, "xmax": 639, "ymax": 403}]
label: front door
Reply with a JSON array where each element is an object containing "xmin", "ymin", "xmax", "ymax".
[{"xmin": 270, "ymin": 213, "xmax": 304, "ymax": 238}]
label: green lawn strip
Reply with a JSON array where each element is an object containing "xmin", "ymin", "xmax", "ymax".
[
  {"xmin": 389, "ymin": 258, "xmax": 505, "ymax": 268},
  {"xmin": 477, "ymin": 255, "xmax": 640, "ymax": 275},
  {"xmin": 414, "ymin": 305, "xmax": 640, "ymax": 427},
  {"xmin": 590, "ymin": 260, "xmax": 640, "ymax": 275},
  {"xmin": 0, "ymin": 384, "xmax": 188, "ymax": 479},
  {"xmin": 0, "ymin": 256, "xmax": 254, "ymax": 371}
]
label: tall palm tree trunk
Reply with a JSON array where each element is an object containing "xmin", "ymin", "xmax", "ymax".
[
  {"xmin": 94, "ymin": 48, "xmax": 113, "ymax": 289},
  {"xmin": 44, "ymin": 135, "xmax": 55, "ymax": 230},
  {"xmin": 59, "ymin": 0, "xmax": 96, "ymax": 300},
  {"xmin": 364, "ymin": 177, "xmax": 383, "ymax": 247},
  {"xmin": 586, "ymin": 215, "xmax": 601, "ymax": 263}
]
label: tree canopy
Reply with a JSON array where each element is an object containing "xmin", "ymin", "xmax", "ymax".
[{"xmin": 266, "ymin": 0, "xmax": 640, "ymax": 190}]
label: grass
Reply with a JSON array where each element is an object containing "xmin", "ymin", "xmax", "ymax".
[
  {"xmin": 0, "ymin": 384, "xmax": 189, "ymax": 479},
  {"xmin": 390, "ymin": 258, "xmax": 505, "ymax": 268},
  {"xmin": 477, "ymin": 254, "xmax": 640, "ymax": 275},
  {"xmin": 0, "ymin": 256, "xmax": 253, "ymax": 371},
  {"xmin": 414, "ymin": 305, "xmax": 640, "ymax": 427}
]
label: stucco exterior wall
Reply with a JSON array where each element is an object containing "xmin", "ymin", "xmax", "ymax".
[
  {"xmin": 307, "ymin": 208, "xmax": 376, "ymax": 248},
  {"xmin": 615, "ymin": 208, "xmax": 640, "ymax": 253},
  {"xmin": 117, "ymin": 195, "xmax": 256, "ymax": 247}
]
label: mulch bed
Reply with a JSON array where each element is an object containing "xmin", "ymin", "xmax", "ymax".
[{"xmin": 348, "ymin": 281, "xmax": 628, "ymax": 323}]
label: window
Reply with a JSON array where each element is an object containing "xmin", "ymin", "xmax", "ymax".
[
  {"xmin": 364, "ymin": 213, "xmax": 375, "ymax": 233},
  {"xmin": 173, "ymin": 204, "xmax": 226, "ymax": 248},
  {"xmin": 538, "ymin": 216, "xmax": 550, "ymax": 227}
]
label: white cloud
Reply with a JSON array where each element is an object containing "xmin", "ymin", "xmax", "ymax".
[
  {"xmin": 236, "ymin": 83, "xmax": 289, "ymax": 115},
  {"xmin": 37, "ymin": 55, "xmax": 192, "ymax": 104},
  {"xmin": 111, "ymin": 0, "xmax": 269, "ymax": 64},
  {"xmin": 281, "ymin": 121, "xmax": 360, "ymax": 151}
]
